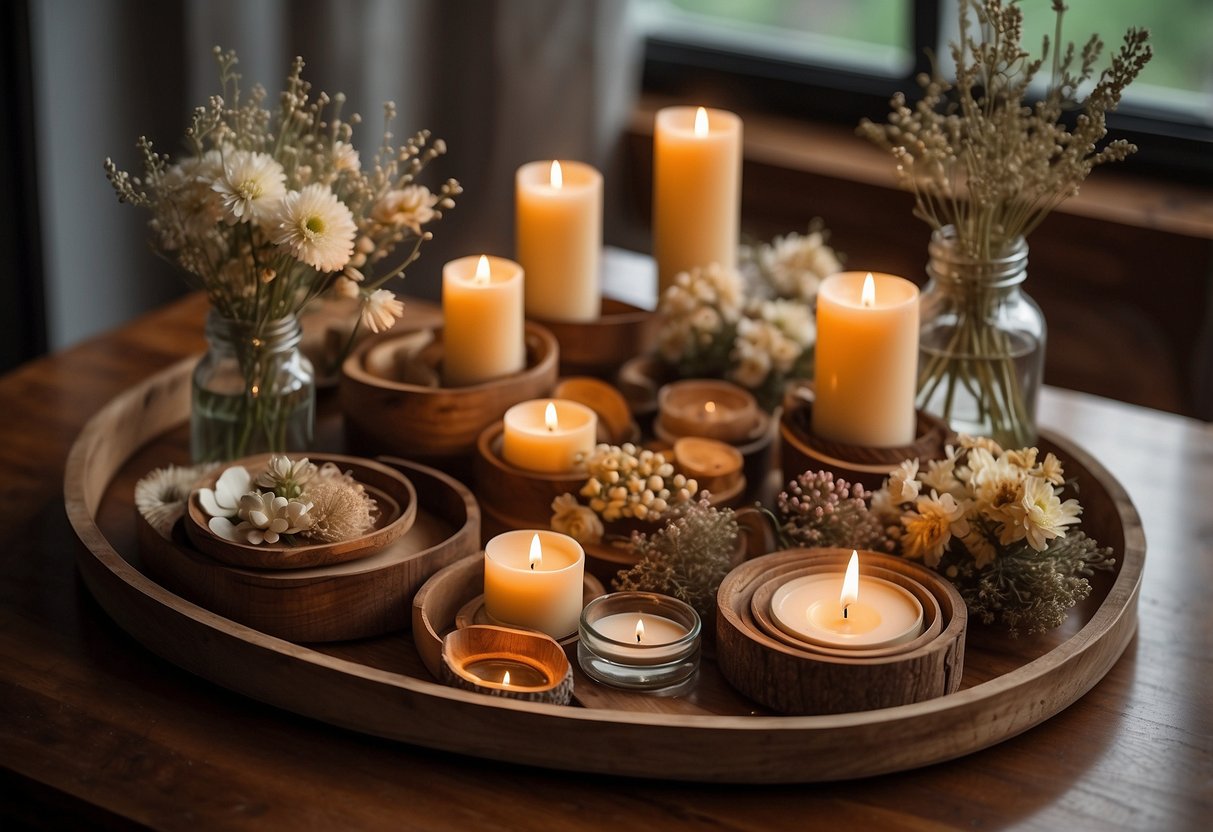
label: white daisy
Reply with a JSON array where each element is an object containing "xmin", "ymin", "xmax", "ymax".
[
  {"xmin": 360, "ymin": 288, "xmax": 404, "ymax": 334},
  {"xmin": 211, "ymin": 151, "xmax": 286, "ymax": 226},
  {"xmin": 272, "ymin": 184, "xmax": 357, "ymax": 272},
  {"xmin": 1012, "ymin": 476, "xmax": 1082, "ymax": 552}
]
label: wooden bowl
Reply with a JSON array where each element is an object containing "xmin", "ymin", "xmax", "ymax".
[
  {"xmin": 716, "ymin": 548, "xmax": 966, "ymax": 715},
  {"xmin": 340, "ymin": 323, "xmax": 559, "ymax": 469},
  {"xmin": 440, "ymin": 625, "xmax": 574, "ymax": 706},
  {"xmin": 531, "ymin": 298, "xmax": 656, "ymax": 380},
  {"xmin": 139, "ymin": 458, "xmax": 479, "ymax": 642},
  {"xmin": 780, "ymin": 387, "xmax": 952, "ymax": 490},
  {"xmin": 184, "ymin": 454, "xmax": 417, "ymax": 570}
]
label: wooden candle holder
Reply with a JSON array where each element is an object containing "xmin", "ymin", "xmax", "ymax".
[
  {"xmin": 440, "ymin": 625, "xmax": 574, "ymax": 706},
  {"xmin": 779, "ymin": 387, "xmax": 952, "ymax": 491},
  {"xmin": 412, "ymin": 553, "xmax": 605, "ymax": 681},
  {"xmin": 653, "ymin": 407, "xmax": 775, "ymax": 495},
  {"xmin": 339, "ymin": 322, "xmax": 559, "ymax": 474},
  {"xmin": 531, "ymin": 298, "xmax": 656, "ymax": 380},
  {"xmin": 716, "ymin": 548, "xmax": 966, "ymax": 715}
]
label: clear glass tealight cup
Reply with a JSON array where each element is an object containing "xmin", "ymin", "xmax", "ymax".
[{"xmin": 577, "ymin": 592, "xmax": 702, "ymax": 690}]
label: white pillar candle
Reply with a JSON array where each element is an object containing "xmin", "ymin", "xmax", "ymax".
[
  {"xmin": 770, "ymin": 552, "xmax": 923, "ymax": 650},
  {"xmin": 652, "ymin": 105, "xmax": 742, "ymax": 297},
  {"xmin": 442, "ymin": 254, "xmax": 525, "ymax": 387},
  {"xmin": 812, "ymin": 271, "xmax": 919, "ymax": 447},
  {"xmin": 515, "ymin": 160, "xmax": 603, "ymax": 322},
  {"xmin": 501, "ymin": 399, "xmax": 598, "ymax": 473},
  {"xmin": 484, "ymin": 530, "xmax": 585, "ymax": 639}
]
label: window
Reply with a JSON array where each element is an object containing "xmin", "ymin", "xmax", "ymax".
[{"xmin": 641, "ymin": 0, "xmax": 1212, "ymax": 179}]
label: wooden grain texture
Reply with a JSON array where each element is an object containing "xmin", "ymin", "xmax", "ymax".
[
  {"xmin": 182, "ymin": 454, "xmax": 417, "ymax": 570},
  {"xmin": 440, "ymin": 625, "xmax": 574, "ymax": 706},
  {"xmin": 717, "ymin": 550, "xmax": 965, "ymax": 715},
  {"xmin": 3, "ymin": 291, "xmax": 1211, "ymax": 830}
]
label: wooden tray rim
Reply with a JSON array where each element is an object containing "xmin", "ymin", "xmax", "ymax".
[{"xmin": 64, "ymin": 357, "xmax": 1146, "ymax": 783}]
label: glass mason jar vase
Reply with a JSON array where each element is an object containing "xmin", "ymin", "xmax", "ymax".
[
  {"xmin": 190, "ymin": 310, "xmax": 316, "ymax": 462},
  {"xmin": 916, "ymin": 226, "xmax": 1045, "ymax": 448}
]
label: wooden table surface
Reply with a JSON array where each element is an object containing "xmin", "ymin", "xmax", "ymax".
[{"xmin": 2, "ymin": 289, "xmax": 1211, "ymax": 831}]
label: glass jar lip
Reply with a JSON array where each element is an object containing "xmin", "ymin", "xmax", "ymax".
[
  {"xmin": 579, "ymin": 591, "xmax": 703, "ymax": 648},
  {"xmin": 928, "ymin": 225, "xmax": 1028, "ymax": 287},
  {"xmin": 204, "ymin": 308, "xmax": 304, "ymax": 346}
]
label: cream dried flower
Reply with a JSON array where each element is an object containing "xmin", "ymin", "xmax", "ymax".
[
  {"xmin": 755, "ymin": 227, "xmax": 842, "ymax": 302},
  {"xmin": 273, "ymin": 183, "xmax": 357, "ymax": 272},
  {"xmin": 303, "ymin": 478, "xmax": 377, "ymax": 543},
  {"xmin": 198, "ymin": 465, "xmax": 253, "ymax": 518},
  {"xmin": 212, "ymin": 150, "xmax": 286, "ymax": 226},
  {"xmin": 135, "ymin": 463, "xmax": 217, "ymax": 538},
  {"xmin": 372, "ymin": 185, "xmax": 439, "ymax": 234},
  {"xmin": 578, "ymin": 443, "xmax": 696, "ymax": 524},
  {"xmin": 550, "ymin": 493, "xmax": 604, "ymax": 545},
  {"xmin": 360, "ymin": 288, "xmax": 405, "ymax": 334},
  {"xmin": 210, "ymin": 492, "xmax": 313, "ymax": 545},
  {"xmin": 900, "ymin": 490, "xmax": 969, "ymax": 567},
  {"xmin": 256, "ymin": 454, "xmax": 317, "ymax": 499},
  {"xmin": 1012, "ymin": 476, "xmax": 1081, "ymax": 552}
]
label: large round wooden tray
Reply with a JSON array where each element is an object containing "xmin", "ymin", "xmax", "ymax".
[{"xmin": 64, "ymin": 357, "xmax": 1145, "ymax": 783}]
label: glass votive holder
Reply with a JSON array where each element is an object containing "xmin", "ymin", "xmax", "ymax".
[{"xmin": 577, "ymin": 592, "xmax": 702, "ymax": 690}]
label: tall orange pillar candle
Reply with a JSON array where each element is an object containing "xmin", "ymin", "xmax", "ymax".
[
  {"xmin": 812, "ymin": 272, "xmax": 919, "ymax": 447},
  {"xmin": 442, "ymin": 254, "xmax": 525, "ymax": 386},
  {"xmin": 516, "ymin": 160, "xmax": 603, "ymax": 322},
  {"xmin": 652, "ymin": 105, "xmax": 742, "ymax": 296}
]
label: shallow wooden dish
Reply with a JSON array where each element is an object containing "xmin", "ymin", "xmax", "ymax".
[
  {"xmin": 183, "ymin": 454, "xmax": 417, "ymax": 570},
  {"xmin": 65, "ymin": 357, "xmax": 1145, "ymax": 783},
  {"xmin": 139, "ymin": 459, "xmax": 476, "ymax": 642}
]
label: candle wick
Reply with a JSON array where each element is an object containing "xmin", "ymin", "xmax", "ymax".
[
  {"xmin": 843, "ymin": 604, "xmax": 849, "ymax": 620},
  {"xmin": 636, "ymin": 633, "xmax": 641, "ymax": 643},
  {"xmin": 530, "ymin": 562, "xmax": 535, "ymax": 571}
]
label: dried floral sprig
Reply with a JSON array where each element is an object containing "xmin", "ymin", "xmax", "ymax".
[
  {"xmin": 613, "ymin": 498, "xmax": 739, "ymax": 622},
  {"xmin": 135, "ymin": 463, "xmax": 219, "ymax": 538},
  {"xmin": 858, "ymin": 0, "xmax": 1152, "ymax": 260},
  {"xmin": 105, "ymin": 47, "xmax": 460, "ymax": 340},
  {"xmin": 657, "ymin": 225, "xmax": 838, "ymax": 410},
  {"xmin": 197, "ymin": 455, "xmax": 375, "ymax": 546},
  {"xmin": 574, "ymin": 443, "xmax": 698, "ymax": 524},
  {"xmin": 776, "ymin": 470, "xmax": 893, "ymax": 553}
]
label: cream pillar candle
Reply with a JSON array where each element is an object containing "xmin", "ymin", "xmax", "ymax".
[
  {"xmin": 484, "ymin": 530, "xmax": 585, "ymax": 639},
  {"xmin": 652, "ymin": 105, "xmax": 742, "ymax": 297},
  {"xmin": 515, "ymin": 160, "xmax": 603, "ymax": 322},
  {"xmin": 769, "ymin": 551, "xmax": 923, "ymax": 650},
  {"xmin": 442, "ymin": 254, "xmax": 525, "ymax": 386},
  {"xmin": 501, "ymin": 399, "xmax": 598, "ymax": 473},
  {"xmin": 812, "ymin": 271, "xmax": 919, "ymax": 447}
]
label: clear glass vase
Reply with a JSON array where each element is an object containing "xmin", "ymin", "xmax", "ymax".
[
  {"xmin": 916, "ymin": 226, "xmax": 1045, "ymax": 448},
  {"xmin": 191, "ymin": 310, "xmax": 316, "ymax": 463}
]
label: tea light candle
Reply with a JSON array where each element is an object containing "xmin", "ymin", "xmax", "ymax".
[
  {"xmin": 813, "ymin": 271, "xmax": 919, "ymax": 447},
  {"xmin": 658, "ymin": 379, "xmax": 758, "ymax": 444},
  {"xmin": 770, "ymin": 551, "xmax": 923, "ymax": 650},
  {"xmin": 501, "ymin": 399, "xmax": 598, "ymax": 473},
  {"xmin": 484, "ymin": 530, "xmax": 585, "ymax": 639},
  {"xmin": 442, "ymin": 254, "xmax": 526, "ymax": 386},
  {"xmin": 462, "ymin": 658, "xmax": 550, "ymax": 690},
  {"xmin": 672, "ymin": 436, "xmax": 743, "ymax": 494},
  {"xmin": 653, "ymin": 105, "xmax": 742, "ymax": 296},
  {"xmin": 516, "ymin": 159, "xmax": 603, "ymax": 322},
  {"xmin": 578, "ymin": 592, "xmax": 702, "ymax": 690}
]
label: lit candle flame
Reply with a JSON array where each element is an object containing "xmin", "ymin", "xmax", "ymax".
[
  {"xmin": 704, "ymin": 401, "xmax": 717, "ymax": 416},
  {"xmin": 550, "ymin": 159, "xmax": 563, "ymax": 189},
  {"xmin": 694, "ymin": 106, "xmax": 709, "ymax": 137},
  {"xmin": 473, "ymin": 255, "xmax": 492, "ymax": 286},
  {"xmin": 635, "ymin": 618, "xmax": 645, "ymax": 643},
  {"xmin": 545, "ymin": 401, "xmax": 558, "ymax": 432},
  {"xmin": 841, "ymin": 550, "xmax": 860, "ymax": 618},
  {"xmin": 529, "ymin": 533, "xmax": 542, "ymax": 571},
  {"xmin": 503, "ymin": 670, "xmax": 511, "ymax": 686},
  {"xmin": 861, "ymin": 273, "xmax": 876, "ymax": 308}
]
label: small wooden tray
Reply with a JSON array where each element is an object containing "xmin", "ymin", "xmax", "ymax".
[
  {"xmin": 184, "ymin": 454, "xmax": 417, "ymax": 570},
  {"xmin": 66, "ymin": 357, "xmax": 1145, "ymax": 783},
  {"xmin": 141, "ymin": 459, "xmax": 477, "ymax": 642}
]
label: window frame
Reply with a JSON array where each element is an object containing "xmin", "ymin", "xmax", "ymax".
[{"xmin": 641, "ymin": 0, "xmax": 1212, "ymax": 181}]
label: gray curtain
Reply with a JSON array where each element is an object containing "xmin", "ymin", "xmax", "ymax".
[{"xmin": 32, "ymin": 0, "xmax": 640, "ymax": 349}]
